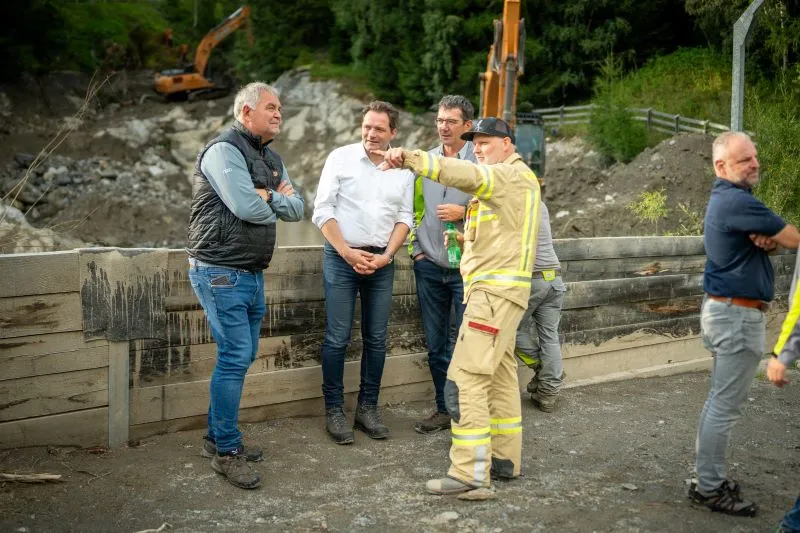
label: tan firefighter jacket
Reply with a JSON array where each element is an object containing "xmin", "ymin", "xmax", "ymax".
[{"xmin": 402, "ymin": 150, "xmax": 541, "ymax": 309}]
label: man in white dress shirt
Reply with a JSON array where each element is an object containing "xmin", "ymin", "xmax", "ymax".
[{"xmin": 312, "ymin": 101, "xmax": 415, "ymax": 444}]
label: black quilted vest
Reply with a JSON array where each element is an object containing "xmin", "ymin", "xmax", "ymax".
[{"xmin": 187, "ymin": 121, "xmax": 283, "ymax": 271}]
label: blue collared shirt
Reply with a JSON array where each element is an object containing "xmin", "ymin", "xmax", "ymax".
[{"xmin": 703, "ymin": 178, "xmax": 786, "ymax": 301}]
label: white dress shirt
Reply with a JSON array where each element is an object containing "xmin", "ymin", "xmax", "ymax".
[{"xmin": 312, "ymin": 142, "xmax": 415, "ymax": 248}]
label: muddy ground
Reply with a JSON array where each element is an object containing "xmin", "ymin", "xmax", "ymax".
[{"xmin": 1, "ymin": 371, "xmax": 798, "ymax": 533}]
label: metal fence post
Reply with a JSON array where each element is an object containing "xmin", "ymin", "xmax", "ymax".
[
  {"xmin": 703, "ymin": 120, "xmax": 709, "ymax": 135},
  {"xmin": 674, "ymin": 115, "xmax": 680, "ymax": 134},
  {"xmin": 646, "ymin": 108, "xmax": 652, "ymax": 131},
  {"xmin": 559, "ymin": 105, "xmax": 565, "ymax": 128}
]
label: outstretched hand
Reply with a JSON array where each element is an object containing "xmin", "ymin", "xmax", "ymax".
[{"xmin": 372, "ymin": 148, "xmax": 405, "ymax": 171}]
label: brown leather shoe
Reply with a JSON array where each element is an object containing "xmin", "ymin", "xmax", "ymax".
[{"xmin": 414, "ymin": 411, "xmax": 451, "ymax": 434}]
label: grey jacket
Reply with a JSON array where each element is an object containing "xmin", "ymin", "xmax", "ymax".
[
  {"xmin": 774, "ymin": 251, "xmax": 800, "ymax": 366},
  {"xmin": 408, "ymin": 141, "xmax": 474, "ymax": 268}
]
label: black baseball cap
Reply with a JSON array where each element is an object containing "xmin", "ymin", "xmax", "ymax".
[{"xmin": 460, "ymin": 117, "xmax": 515, "ymax": 144}]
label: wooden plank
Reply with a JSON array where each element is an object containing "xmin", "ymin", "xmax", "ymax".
[
  {"xmin": 0, "ymin": 344, "xmax": 108, "ymax": 382},
  {"xmin": 0, "ymin": 331, "xmax": 108, "ymax": 358},
  {"xmin": 0, "ymin": 368, "xmax": 108, "ymax": 422},
  {"xmin": 561, "ymin": 255, "xmax": 706, "ymax": 282},
  {"xmin": 554, "ymin": 237, "xmax": 704, "ymax": 261},
  {"xmin": 129, "ymin": 381, "xmax": 435, "ymax": 441},
  {"xmin": 132, "ymin": 351, "xmax": 430, "ymax": 421},
  {"xmin": 563, "ymin": 337, "xmax": 706, "ymax": 381},
  {"xmin": 563, "ymin": 274, "xmax": 704, "ymax": 310},
  {"xmin": 165, "ymin": 269, "xmax": 419, "ymax": 310},
  {"xmin": 561, "ymin": 316, "xmax": 701, "ymax": 358},
  {"xmin": 107, "ymin": 341, "xmax": 129, "ymax": 448},
  {"xmin": 0, "ymin": 251, "xmax": 79, "ymax": 298},
  {"xmin": 131, "ymin": 322, "xmax": 428, "ymax": 386},
  {"xmin": 130, "ymin": 385, "xmax": 163, "ymax": 426},
  {"xmin": 0, "ymin": 292, "xmax": 82, "ymax": 339},
  {"xmin": 0, "ymin": 408, "xmax": 108, "ymax": 449}
]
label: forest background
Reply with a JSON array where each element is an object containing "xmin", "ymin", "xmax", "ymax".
[{"xmin": 2, "ymin": 0, "xmax": 800, "ymax": 224}]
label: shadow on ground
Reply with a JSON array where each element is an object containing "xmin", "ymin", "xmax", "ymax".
[{"xmin": 1, "ymin": 371, "xmax": 798, "ymax": 533}]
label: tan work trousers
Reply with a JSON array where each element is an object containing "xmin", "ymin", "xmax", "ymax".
[{"xmin": 445, "ymin": 289, "xmax": 526, "ymax": 487}]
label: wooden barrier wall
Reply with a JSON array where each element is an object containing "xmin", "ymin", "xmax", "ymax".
[{"xmin": 0, "ymin": 237, "xmax": 794, "ymax": 449}]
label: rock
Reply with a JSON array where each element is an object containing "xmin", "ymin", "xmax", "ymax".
[
  {"xmin": 432, "ymin": 511, "xmax": 460, "ymax": 523},
  {"xmin": 14, "ymin": 153, "xmax": 36, "ymax": 169},
  {"xmin": 621, "ymin": 483, "xmax": 639, "ymax": 491}
]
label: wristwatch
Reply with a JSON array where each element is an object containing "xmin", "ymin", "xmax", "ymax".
[
  {"xmin": 384, "ymin": 253, "xmax": 394, "ymax": 264},
  {"xmin": 266, "ymin": 189, "xmax": 273, "ymax": 202}
]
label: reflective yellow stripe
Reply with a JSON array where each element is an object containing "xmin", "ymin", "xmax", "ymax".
[
  {"xmin": 491, "ymin": 427, "xmax": 522, "ymax": 435},
  {"xmin": 520, "ymin": 188, "xmax": 536, "ymax": 271},
  {"xmin": 477, "ymin": 207, "xmax": 498, "ymax": 222},
  {"xmin": 515, "ymin": 348, "xmax": 540, "ymax": 367},
  {"xmin": 490, "ymin": 416, "xmax": 522, "ymax": 425},
  {"xmin": 463, "ymin": 269, "xmax": 531, "ymax": 282},
  {"xmin": 452, "ymin": 426, "xmax": 491, "ymax": 436},
  {"xmin": 451, "ymin": 427, "xmax": 491, "ymax": 447},
  {"xmin": 774, "ymin": 285, "xmax": 800, "ymax": 354},
  {"xmin": 475, "ymin": 165, "xmax": 495, "ymax": 200},
  {"xmin": 420, "ymin": 151, "xmax": 430, "ymax": 179},
  {"xmin": 490, "ymin": 417, "xmax": 522, "ymax": 435},
  {"xmin": 430, "ymin": 153, "xmax": 441, "ymax": 181}
]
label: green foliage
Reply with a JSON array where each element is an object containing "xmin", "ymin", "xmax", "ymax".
[
  {"xmin": 588, "ymin": 55, "xmax": 649, "ymax": 164},
  {"xmin": 750, "ymin": 95, "xmax": 800, "ymax": 227},
  {"xmin": 628, "ymin": 189, "xmax": 669, "ymax": 233},
  {"xmin": 665, "ymin": 203, "xmax": 704, "ymax": 236}
]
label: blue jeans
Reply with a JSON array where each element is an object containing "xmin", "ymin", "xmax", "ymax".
[
  {"xmin": 515, "ymin": 274, "xmax": 566, "ymax": 394},
  {"xmin": 782, "ymin": 494, "xmax": 800, "ymax": 532},
  {"xmin": 695, "ymin": 297, "xmax": 764, "ymax": 494},
  {"xmin": 321, "ymin": 244, "xmax": 395, "ymax": 409},
  {"xmin": 413, "ymin": 258, "xmax": 466, "ymax": 413},
  {"xmin": 189, "ymin": 261, "xmax": 265, "ymax": 454}
]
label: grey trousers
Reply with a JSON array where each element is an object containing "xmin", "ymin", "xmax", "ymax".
[
  {"xmin": 695, "ymin": 298, "xmax": 764, "ymax": 494},
  {"xmin": 514, "ymin": 275, "xmax": 567, "ymax": 395}
]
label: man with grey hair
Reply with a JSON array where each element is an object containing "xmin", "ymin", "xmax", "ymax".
[
  {"xmin": 411, "ymin": 95, "xmax": 475, "ymax": 434},
  {"xmin": 188, "ymin": 81, "xmax": 304, "ymax": 489},
  {"xmin": 688, "ymin": 131, "xmax": 799, "ymax": 515}
]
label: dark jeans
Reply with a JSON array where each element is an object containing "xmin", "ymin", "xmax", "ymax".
[
  {"xmin": 188, "ymin": 260, "xmax": 265, "ymax": 454},
  {"xmin": 321, "ymin": 243, "xmax": 395, "ymax": 409},
  {"xmin": 413, "ymin": 258, "xmax": 466, "ymax": 413}
]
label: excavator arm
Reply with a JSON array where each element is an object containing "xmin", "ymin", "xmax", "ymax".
[{"xmin": 193, "ymin": 5, "xmax": 251, "ymax": 77}]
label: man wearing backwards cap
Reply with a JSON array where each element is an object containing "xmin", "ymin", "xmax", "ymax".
[{"xmin": 375, "ymin": 117, "xmax": 541, "ymax": 496}]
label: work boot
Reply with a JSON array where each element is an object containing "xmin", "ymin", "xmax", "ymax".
[
  {"xmin": 201, "ymin": 436, "xmax": 263, "ymax": 461},
  {"xmin": 426, "ymin": 477, "xmax": 478, "ymax": 495},
  {"xmin": 531, "ymin": 391, "xmax": 557, "ymax": 412},
  {"xmin": 688, "ymin": 479, "xmax": 758, "ymax": 517},
  {"xmin": 413, "ymin": 411, "xmax": 451, "ymax": 434},
  {"xmin": 211, "ymin": 451, "xmax": 261, "ymax": 489},
  {"xmin": 354, "ymin": 404, "xmax": 389, "ymax": 439},
  {"xmin": 325, "ymin": 407, "xmax": 354, "ymax": 445},
  {"xmin": 526, "ymin": 370, "xmax": 567, "ymax": 395}
]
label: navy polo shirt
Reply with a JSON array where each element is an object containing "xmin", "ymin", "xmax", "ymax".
[{"xmin": 703, "ymin": 178, "xmax": 786, "ymax": 301}]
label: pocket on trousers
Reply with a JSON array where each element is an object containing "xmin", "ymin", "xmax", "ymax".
[
  {"xmin": 454, "ymin": 291, "xmax": 497, "ymax": 375},
  {"xmin": 207, "ymin": 269, "xmax": 239, "ymax": 289}
]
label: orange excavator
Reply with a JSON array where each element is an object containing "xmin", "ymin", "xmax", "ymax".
[
  {"xmin": 479, "ymin": 0, "xmax": 545, "ymax": 179},
  {"xmin": 154, "ymin": 5, "xmax": 252, "ymax": 101}
]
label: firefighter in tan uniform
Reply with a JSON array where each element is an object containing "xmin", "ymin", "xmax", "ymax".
[{"xmin": 376, "ymin": 117, "xmax": 540, "ymax": 496}]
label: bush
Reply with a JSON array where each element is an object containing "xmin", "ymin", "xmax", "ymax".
[{"xmin": 588, "ymin": 55, "xmax": 649, "ymax": 164}]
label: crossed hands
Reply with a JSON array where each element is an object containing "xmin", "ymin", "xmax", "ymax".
[
  {"xmin": 255, "ymin": 180, "xmax": 296, "ymax": 202},
  {"xmin": 750, "ymin": 233, "xmax": 777, "ymax": 252},
  {"xmin": 342, "ymin": 248, "xmax": 390, "ymax": 275}
]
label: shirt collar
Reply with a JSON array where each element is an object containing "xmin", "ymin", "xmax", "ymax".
[
  {"xmin": 714, "ymin": 177, "xmax": 752, "ymax": 193},
  {"xmin": 435, "ymin": 141, "xmax": 473, "ymax": 159}
]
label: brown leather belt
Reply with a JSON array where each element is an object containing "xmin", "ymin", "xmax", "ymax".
[{"xmin": 707, "ymin": 294, "xmax": 769, "ymax": 312}]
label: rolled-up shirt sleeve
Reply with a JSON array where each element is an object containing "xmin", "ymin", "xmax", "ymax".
[
  {"xmin": 269, "ymin": 164, "xmax": 305, "ymax": 222},
  {"xmin": 312, "ymin": 151, "xmax": 340, "ymax": 228},
  {"xmin": 200, "ymin": 142, "xmax": 276, "ymax": 224}
]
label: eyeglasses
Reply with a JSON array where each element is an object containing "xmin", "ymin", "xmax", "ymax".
[{"xmin": 435, "ymin": 118, "xmax": 463, "ymax": 126}]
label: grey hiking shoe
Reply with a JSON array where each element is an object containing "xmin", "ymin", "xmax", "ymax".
[
  {"xmin": 211, "ymin": 453, "xmax": 261, "ymax": 489},
  {"xmin": 201, "ymin": 437, "xmax": 263, "ymax": 461},
  {"xmin": 414, "ymin": 411, "xmax": 451, "ymax": 434},
  {"xmin": 325, "ymin": 407, "xmax": 354, "ymax": 445},
  {"xmin": 526, "ymin": 370, "xmax": 567, "ymax": 394},
  {"xmin": 531, "ymin": 391, "xmax": 557, "ymax": 412},
  {"xmin": 354, "ymin": 404, "xmax": 389, "ymax": 439},
  {"xmin": 688, "ymin": 479, "xmax": 758, "ymax": 517}
]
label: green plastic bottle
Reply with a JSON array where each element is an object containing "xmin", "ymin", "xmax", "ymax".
[{"xmin": 444, "ymin": 222, "xmax": 461, "ymax": 269}]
